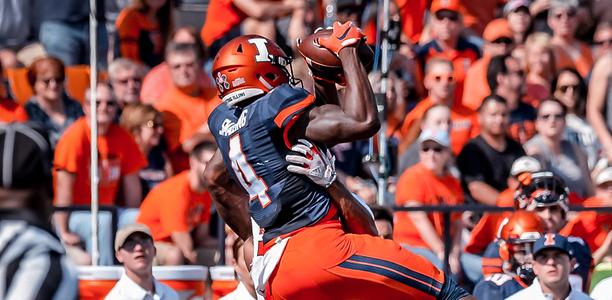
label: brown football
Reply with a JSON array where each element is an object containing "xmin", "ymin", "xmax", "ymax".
[{"xmin": 297, "ymin": 29, "xmax": 374, "ymax": 70}]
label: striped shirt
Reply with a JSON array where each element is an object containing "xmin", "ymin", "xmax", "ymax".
[{"xmin": 0, "ymin": 210, "xmax": 78, "ymax": 300}]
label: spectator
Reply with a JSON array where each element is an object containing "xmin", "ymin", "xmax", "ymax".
[
  {"xmin": 0, "ymin": 0, "xmax": 33, "ymax": 68},
  {"xmin": 120, "ymin": 103, "xmax": 172, "ymax": 197},
  {"xmin": 399, "ymin": 58, "xmax": 479, "ymax": 156},
  {"xmin": 38, "ymin": 0, "xmax": 108, "ymax": 67},
  {"xmin": 115, "ymin": 0, "xmax": 172, "ymax": 68},
  {"xmin": 463, "ymin": 18, "xmax": 515, "ymax": 111},
  {"xmin": 561, "ymin": 167, "xmax": 612, "ymax": 265},
  {"xmin": 106, "ymin": 224, "xmax": 179, "ymax": 300},
  {"xmin": 417, "ymin": 0, "xmax": 480, "ymax": 102},
  {"xmin": 487, "ymin": 54, "xmax": 536, "ymax": 144},
  {"xmin": 0, "ymin": 123, "xmax": 78, "ymax": 299},
  {"xmin": 25, "ymin": 56, "xmax": 84, "ymax": 147},
  {"xmin": 525, "ymin": 99, "xmax": 593, "ymax": 199},
  {"xmin": 586, "ymin": 54, "xmax": 612, "ymax": 164},
  {"xmin": 0, "ymin": 61, "xmax": 29, "ymax": 123},
  {"xmin": 220, "ymin": 238, "xmax": 256, "ymax": 300},
  {"xmin": 457, "ymin": 95, "xmax": 526, "ymax": 206},
  {"xmin": 552, "ymin": 68, "xmax": 599, "ymax": 169},
  {"xmin": 369, "ymin": 205, "xmax": 394, "ymax": 240},
  {"xmin": 137, "ymin": 141, "xmax": 217, "ymax": 266},
  {"xmin": 592, "ymin": 21, "xmax": 612, "ymax": 60},
  {"xmin": 395, "ymin": 129, "xmax": 463, "ymax": 273},
  {"xmin": 524, "ymin": 33, "xmax": 556, "ymax": 105},
  {"xmin": 457, "ymin": 0, "xmax": 505, "ymax": 37},
  {"xmin": 504, "ymin": 0, "xmax": 533, "ymax": 45},
  {"xmin": 506, "ymin": 233, "xmax": 591, "ymax": 300},
  {"xmin": 398, "ymin": 104, "xmax": 451, "ymax": 173},
  {"xmin": 590, "ymin": 276, "xmax": 612, "ymax": 300},
  {"xmin": 141, "ymin": 26, "xmax": 213, "ymax": 105},
  {"xmin": 548, "ymin": 0, "xmax": 593, "ymax": 78},
  {"xmin": 54, "ymin": 82, "xmax": 147, "ymax": 265},
  {"xmin": 520, "ymin": 172, "xmax": 592, "ymax": 291},
  {"xmin": 154, "ymin": 42, "xmax": 220, "ymax": 172},
  {"xmin": 108, "ymin": 58, "xmax": 147, "ymax": 109},
  {"xmin": 200, "ymin": 0, "xmax": 306, "ymax": 58}
]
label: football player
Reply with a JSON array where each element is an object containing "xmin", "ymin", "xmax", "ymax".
[
  {"xmin": 473, "ymin": 211, "xmax": 544, "ymax": 299},
  {"xmin": 204, "ymin": 22, "xmax": 473, "ymax": 300}
]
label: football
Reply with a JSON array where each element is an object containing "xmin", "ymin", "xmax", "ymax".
[{"xmin": 297, "ymin": 28, "xmax": 374, "ymax": 71}]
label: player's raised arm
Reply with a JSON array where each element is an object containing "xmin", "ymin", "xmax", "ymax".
[
  {"xmin": 293, "ymin": 22, "xmax": 380, "ymax": 145},
  {"xmin": 203, "ymin": 149, "xmax": 252, "ymax": 240}
]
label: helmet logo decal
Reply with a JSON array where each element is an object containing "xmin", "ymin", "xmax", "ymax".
[
  {"xmin": 248, "ymin": 38, "xmax": 271, "ymax": 62},
  {"xmin": 544, "ymin": 233, "xmax": 555, "ymax": 246},
  {"xmin": 216, "ymin": 72, "xmax": 230, "ymax": 92},
  {"xmin": 232, "ymin": 77, "xmax": 246, "ymax": 87}
]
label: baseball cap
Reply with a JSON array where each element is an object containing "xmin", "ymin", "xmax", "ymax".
[
  {"xmin": 0, "ymin": 123, "xmax": 52, "ymax": 190},
  {"xmin": 114, "ymin": 224, "xmax": 153, "ymax": 251},
  {"xmin": 503, "ymin": 0, "xmax": 531, "ymax": 16},
  {"xmin": 595, "ymin": 167, "xmax": 612, "ymax": 186},
  {"xmin": 533, "ymin": 233, "xmax": 572, "ymax": 258},
  {"xmin": 418, "ymin": 129, "xmax": 450, "ymax": 148},
  {"xmin": 550, "ymin": 0, "xmax": 579, "ymax": 11},
  {"xmin": 511, "ymin": 156, "xmax": 542, "ymax": 177},
  {"xmin": 430, "ymin": 0, "xmax": 461, "ymax": 14},
  {"xmin": 483, "ymin": 19, "xmax": 514, "ymax": 42}
]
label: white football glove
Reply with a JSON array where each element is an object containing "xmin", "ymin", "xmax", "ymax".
[{"xmin": 285, "ymin": 139, "xmax": 337, "ymax": 188}]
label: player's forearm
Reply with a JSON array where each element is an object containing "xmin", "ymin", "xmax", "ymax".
[
  {"xmin": 338, "ymin": 48, "xmax": 380, "ymax": 133},
  {"xmin": 327, "ymin": 180, "xmax": 378, "ymax": 236}
]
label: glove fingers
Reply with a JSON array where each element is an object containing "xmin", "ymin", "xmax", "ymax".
[
  {"xmin": 287, "ymin": 165, "xmax": 309, "ymax": 175},
  {"xmin": 291, "ymin": 144, "xmax": 311, "ymax": 155},
  {"xmin": 297, "ymin": 139, "xmax": 314, "ymax": 148},
  {"xmin": 285, "ymin": 154, "xmax": 310, "ymax": 165}
]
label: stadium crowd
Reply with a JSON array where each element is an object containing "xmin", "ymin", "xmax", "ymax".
[{"xmin": 1, "ymin": 0, "xmax": 611, "ymax": 299}]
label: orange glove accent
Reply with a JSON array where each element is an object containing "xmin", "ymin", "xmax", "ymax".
[{"xmin": 318, "ymin": 21, "xmax": 365, "ymax": 56}]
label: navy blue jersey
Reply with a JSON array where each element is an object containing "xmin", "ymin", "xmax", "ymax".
[
  {"xmin": 483, "ymin": 236, "xmax": 592, "ymax": 291},
  {"xmin": 473, "ymin": 273, "xmax": 526, "ymax": 300},
  {"xmin": 209, "ymin": 84, "xmax": 333, "ymax": 243}
]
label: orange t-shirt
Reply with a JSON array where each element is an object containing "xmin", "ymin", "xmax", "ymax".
[
  {"xmin": 399, "ymin": 97, "xmax": 479, "ymax": 155},
  {"xmin": 200, "ymin": 0, "xmax": 246, "ymax": 46},
  {"xmin": 462, "ymin": 56, "xmax": 491, "ymax": 111},
  {"xmin": 553, "ymin": 42, "xmax": 594, "ymax": 78},
  {"xmin": 154, "ymin": 86, "xmax": 221, "ymax": 171},
  {"xmin": 0, "ymin": 98, "xmax": 28, "ymax": 122},
  {"xmin": 394, "ymin": 163, "xmax": 464, "ymax": 249},
  {"xmin": 137, "ymin": 171, "xmax": 212, "ymax": 242},
  {"xmin": 53, "ymin": 118, "xmax": 147, "ymax": 206},
  {"xmin": 464, "ymin": 188, "xmax": 514, "ymax": 255},
  {"xmin": 115, "ymin": 7, "xmax": 164, "ymax": 66},
  {"xmin": 396, "ymin": 0, "xmax": 427, "ymax": 43},
  {"xmin": 561, "ymin": 196, "xmax": 612, "ymax": 252}
]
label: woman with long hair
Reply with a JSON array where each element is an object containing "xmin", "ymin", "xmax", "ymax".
[
  {"xmin": 116, "ymin": 0, "xmax": 173, "ymax": 67},
  {"xmin": 524, "ymin": 33, "xmax": 556, "ymax": 105}
]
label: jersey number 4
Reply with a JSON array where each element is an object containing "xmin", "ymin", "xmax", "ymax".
[{"xmin": 229, "ymin": 135, "xmax": 272, "ymax": 208}]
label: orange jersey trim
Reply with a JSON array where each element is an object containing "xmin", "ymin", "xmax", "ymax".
[{"xmin": 273, "ymin": 95, "xmax": 315, "ymax": 128}]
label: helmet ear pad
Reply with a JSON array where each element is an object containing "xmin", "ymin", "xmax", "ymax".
[{"xmin": 499, "ymin": 241, "xmax": 510, "ymax": 262}]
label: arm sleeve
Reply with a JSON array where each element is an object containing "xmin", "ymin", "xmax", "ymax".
[
  {"xmin": 264, "ymin": 85, "xmax": 315, "ymax": 129},
  {"xmin": 54, "ymin": 132, "xmax": 81, "ymax": 173},
  {"xmin": 395, "ymin": 169, "xmax": 425, "ymax": 205}
]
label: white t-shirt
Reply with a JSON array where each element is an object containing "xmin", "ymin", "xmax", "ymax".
[
  {"xmin": 505, "ymin": 278, "xmax": 592, "ymax": 300},
  {"xmin": 105, "ymin": 272, "xmax": 179, "ymax": 300},
  {"xmin": 590, "ymin": 277, "xmax": 612, "ymax": 300},
  {"xmin": 220, "ymin": 282, "xmax": 256, "ymax": 300}
]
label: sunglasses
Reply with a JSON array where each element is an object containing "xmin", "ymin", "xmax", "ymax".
[
  {"xmin": 121, "ymin": 236, "xmax": 153, "ymax": 251},
  {"xmin": 420, "ymin": 146, "xmax": 444, "ymax": 153},
  {"xmin": 538, "ymin": 113, "xmax": 565, "ymax": 121},
  {"xmin": 554, "ymin": 9, "xmax": 577, "ymax": 19},
  {"xmin": 558, "ymin": 84, "xmax": 580, "ymax": 93},
  {"xmin": 114, "ymin": 77, "xmax": 142, "ymax": 85},
  {"xmin": 38, "ymin": 77, "xmax": 64, "ymax": 86},
  {"xmin": 144, "ymin": 120, "xmax": 163, "ymax": 129},
  {"xmin": 435, "ymin": 11, "xmax": 459, "ymax": 22},
  {"xmin": 492, "ymin": 37, "xmax": 514, "ymax": 45}
]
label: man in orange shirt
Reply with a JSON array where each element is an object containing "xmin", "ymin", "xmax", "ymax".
[
  {"xmin": 463, "ymin": 18, "xmax": 514, "ymax": 111},
  {"xmin": 0, "ymin": 61, "xmax": 28, "ymax": 122},
  {"xmin": 154, "ymin": 43, "xmax": 221, "ymax": 173},
  {"xmin": 138, "ymin": 141, "xmax": 216, "ymax": 266},
  {"xmin": 399, "ymin": 58, "xmax": 479, "ymax": 155},
  {"xmin": 549, "ymin": 0, "xmax": 593, "ymax": 78},
  {"xmin": 54, "ymin": 83, "xmax": 147, "ymax": 265},
  {"xmin": 416, "ymin": 0, "xmax": 480, "ymax": 104},
  {"xmin": 562, "ymin": 167, "xmax": 612, "ymax": 266},
  {"xmin": 395, "ymin": 129, "xmax": 464, "ymax": 274}
]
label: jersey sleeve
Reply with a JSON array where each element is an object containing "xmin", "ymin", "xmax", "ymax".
[{"xmin": 264, "ymin": 85, "xmax": 315, "ymax": 129}]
